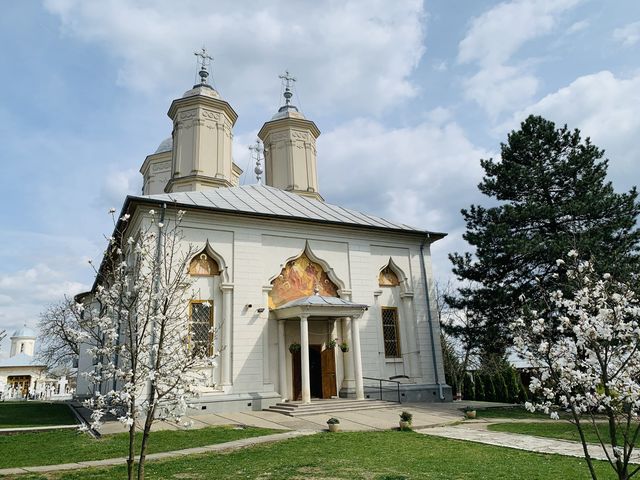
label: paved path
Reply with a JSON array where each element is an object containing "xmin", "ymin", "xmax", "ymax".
[
  {"xmin": 417, "ymin": 424, "xmax": 640, "ymax": 464},
  {"xmin": 0, "ymin": 424, "xmax": 78, "ymax": 434},
  {"xmin": 0, "ymin": 430, "xmax": 316, "ymax": 477}
]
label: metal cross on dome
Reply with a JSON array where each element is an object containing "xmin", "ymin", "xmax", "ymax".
[
  {"xmin": 249, "ymin": 139, "xmax": 264, "ymax": 182},
  {"xmin": 278, "ymin": 70, "xmax": 296, "ymax": 106},
  {"xmin": 194, "ymin": 47, "xmax": 213, "ymax": 85}
]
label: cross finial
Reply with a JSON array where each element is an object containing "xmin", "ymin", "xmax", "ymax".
[
  {"xmin": 194, "ymin": 47, "xmax": 213, "ymax": 85},
  {"xmin": 278, "ymin": 70, "xmax": 296, "ymax": 106},
  {"xmin": 249, "ymin": 139, "xmax": 264, "ymax": 182}
]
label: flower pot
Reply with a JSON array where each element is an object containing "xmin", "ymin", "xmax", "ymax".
[
  {"xmin": 328, "ymin": 423, "xmax": 339, "ymax": 432},
  {"xmin": 399, "ymin": 420, "xmax": 411, "ymax": 431},
  {"xmin": 464, "ymin": 410, "xmax": 477, "ymax": 419}
]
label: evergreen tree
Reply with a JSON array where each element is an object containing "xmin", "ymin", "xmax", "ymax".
[{"xmin": 449, "ymin": 115, "xmax": 640, "ymax": 354}]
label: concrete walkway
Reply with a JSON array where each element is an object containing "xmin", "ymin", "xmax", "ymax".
[
  {"xmin": 417, "ymin": 423, "xmax": 640, "ymax": 465},
  {"xmin": 8, "ymin": 401, "xmax": 624, "ymax": 476},
  {"xmin": 0, "ymin": 430, "xmax": 316, "ymax": 476},
  {"xmin": 91, "ymin": 401, "xmax": 475, "ymax": 435}
]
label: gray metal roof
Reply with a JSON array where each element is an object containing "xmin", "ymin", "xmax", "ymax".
[
  {"xmin": 129, "ymin": 184, "xmax": 444, "ymax": 236},
  {"xmin": 274, "ymin": 295, "xmax": 368, "ymax": 310},
  {"xmin": 0, "ymin": 353, "xmax": 46, "ymax": 368}
]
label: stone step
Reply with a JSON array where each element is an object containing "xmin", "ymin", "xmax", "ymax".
[{"xmin": 265, "ymin": 399, "xmax": 398, "ymax": 417}]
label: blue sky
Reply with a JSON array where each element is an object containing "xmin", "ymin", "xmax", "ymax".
[{"xmin": 1, "ymin": 0, "xmax": 639, "ymax": 352}]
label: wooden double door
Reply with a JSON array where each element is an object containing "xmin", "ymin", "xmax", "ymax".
[{"xmin": 292, "ymin": 345, "xmax": 337, "ymax": 400}]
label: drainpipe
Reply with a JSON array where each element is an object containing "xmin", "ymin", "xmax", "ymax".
[{"xmin": 420, "ymin": 236, "xmax": 445, "ymax": 401}]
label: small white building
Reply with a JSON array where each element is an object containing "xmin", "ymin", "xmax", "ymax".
[
  {"xmin": 76, "ymin": 59, "xmax": 451, "ymax": 411},
  {"xmin": 0, "ymin": 327, "xmax": 48, "ymax": 399}
]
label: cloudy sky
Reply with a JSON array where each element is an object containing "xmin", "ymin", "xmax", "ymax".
[{"xmin": 1, "ymin": 0, "xmax": 639, "ymax": 352}]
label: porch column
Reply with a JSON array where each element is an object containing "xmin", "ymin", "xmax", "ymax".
[
  {"xmin": 277, "ymin": 319, "xmax": 288, "ymax": 400},
  {"xmin": 342, "ymin": 318, "xmax": 354, "ymax": 387},
  {"xmin": 300, "ymin": 314, "xmax": 311, "ymax": 404},
  {"xmin": 350, "ymin": 315, "xmax": 365, "ymax": 400},
  {"xmin": 220, "ymin": 283, "xmax": 234, "ymax": 386},
  {"xmin": 262, "ymin": 286, "xmax": 273, "ymax": 386}
]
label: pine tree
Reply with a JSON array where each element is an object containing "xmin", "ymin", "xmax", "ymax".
[{"xmin": 449, "ymin": 115, "xmax": 640, "ymax": 354}]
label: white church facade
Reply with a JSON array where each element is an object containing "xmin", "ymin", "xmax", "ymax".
[{"xmin": 76, "ymin": 57, "xmax": 451, "ymax": 411}]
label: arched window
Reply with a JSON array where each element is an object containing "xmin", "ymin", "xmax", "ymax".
[
  {"xmin": 189, "ymin": 252, "xmax": 220, "ymax": 276},
  {"xmin": 378, "ymin": 261, "xmax": 402, "ymax": 359}
]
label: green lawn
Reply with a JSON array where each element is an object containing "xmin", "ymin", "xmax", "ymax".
[
  {"xmin": 0, "ymin": 425, "xmax": 278, "ymax": 469},
  {"xmin": 472, "ymin": 406, "xmax": 561, "ymax": 420},
  {"xmin": 0, "ymin": 402, "xmax": 78, "ymax": 428},
  {"xmin": 9, "ymin": 431, "xmax": 619, "ymax": 480},
  {"xmin": 489, "ymin": 421, "xmax": 640, "ymax": 446}
]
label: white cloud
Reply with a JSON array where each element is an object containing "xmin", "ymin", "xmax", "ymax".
[
  {"xmin": 504, "ymin": 70, "xmax": 640, "ymax": 189},
  {"xmin": 319, "ymin": 118, "xmax": 490, "ymax": 232},
  {"xmin": 463, "ymin": 65, "xmax": 539, "ymax": 119},
  {"xmin": 0, "ymin": 263, "xmax": 89, "ymax": 354},
  {"xmin": 566, "ymin": 19, "xmax": 589, "ymax": 34},
  {"xmin": 98, "ymin": 167, "xmax": 142, "ymax": 209},
  {"xmin": 44, "ymin": 0, "xmax": 426, "ymax": 116},
  {"xmin": 458, "ymin": 0, "xmax": 581, "ymax": 118},
  {"xmin": 613, "ymin": 21, "xmax": 640, "ymax": 47}
]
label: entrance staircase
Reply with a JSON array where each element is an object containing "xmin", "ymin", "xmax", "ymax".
[{"xmin": 265, "ymin": 398, "xmax": 398, "ymax": 417}]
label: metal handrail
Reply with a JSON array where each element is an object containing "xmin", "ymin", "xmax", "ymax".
[{"xmin": 362, "ymin": 376, "xmax": 402, "ymax": 403}]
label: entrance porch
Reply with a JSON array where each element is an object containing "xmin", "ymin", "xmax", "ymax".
[{"xmin": 272, "ymin": 295, "xmax": 368, "ymax": 404}]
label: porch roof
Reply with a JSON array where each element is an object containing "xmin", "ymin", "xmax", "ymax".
[{"xmin": 271, "ymin": 295, "xmax": 368, "ymax": 320}]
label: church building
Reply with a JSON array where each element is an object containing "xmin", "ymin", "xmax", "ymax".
[{"xmin": 76, "ymin": 53, "xmax": 450, "ymax": 411}]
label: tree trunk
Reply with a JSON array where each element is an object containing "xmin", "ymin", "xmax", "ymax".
[
  {"xmin": 572, "ymin": 409, "xmax": 599, "ymax": 480},
  {"xmin": 136, "ymin": 400, "xmax": 156, "ymax": 480},
  {"xmin": 127, "ymin": 398, "xmax": 136, "ymax": 480}
]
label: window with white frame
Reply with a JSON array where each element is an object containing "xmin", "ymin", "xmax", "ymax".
[
  {"xmin": 190, "ymin": 300, "xmax": 213, "ymax": 357},
  {"xmin": 381, "ymin": 307, "xmax": 401, "ymax": 358}
]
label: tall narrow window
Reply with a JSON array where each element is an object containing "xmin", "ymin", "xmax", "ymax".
[
  {"xmin": 381, "ymin": 307, "xmax": 401, "ymax": 358},
  {"xmin": 190, "ymin": 300, "xmax": 214, "ymax": 357}
]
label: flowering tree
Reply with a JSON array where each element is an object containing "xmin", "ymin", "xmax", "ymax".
[
  {"xmin": 511, "ymin": 251, "xmax": 640, "ymax": 480},
  {"xmin": 78, "ymin": 207, "xmax": 218, "ymax": 480}
]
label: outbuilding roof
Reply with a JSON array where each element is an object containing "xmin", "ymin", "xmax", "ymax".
[
  {"xmin": 128, "ymin": 184, "xmax": 446, "ymax": 238},
  {"xmin": 0, "ymin": 353, "xmax": 46, "ymax": 368}
]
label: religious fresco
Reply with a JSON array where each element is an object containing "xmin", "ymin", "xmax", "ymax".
[
  {"xmin": 189, "ymin": 252, "xmax": 220, "ymax": 276},
  {"xmin": 269, "ymin": 253, "xmax": 339, "ymax": 308},
  {"xmin": 379, "ymin": 264, "xmax": 400, "ymax": 287}
]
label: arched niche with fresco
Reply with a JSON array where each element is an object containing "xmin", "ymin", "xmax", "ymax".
[{"xmin": 269, "ymin": 252, "xmax": 339, "ymax": 308}]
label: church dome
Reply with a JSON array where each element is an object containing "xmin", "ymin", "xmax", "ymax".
[
  {"xmin": 271, "ymin": 104, "xmax": 306, "ymax": 121},
  {"xmin": 182, "ymin": 84, "xmax": 220, "ymax": 99},
  {"xmin": 11, "ymin": 326, "xmax": 36, "ymax": 339},
  {"xmin": 155, "ymin": 137, "xmax": 173, "ymax": 154}
]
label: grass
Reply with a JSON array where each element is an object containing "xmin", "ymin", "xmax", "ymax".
[
  {"xmin": 470, "ymin": 406, "xmax": 546, "ymax": 419},
  {"xmin": 7, "ymin": 431, "xmax": 620, "ymax": 480},
  {"xmin": 489, "ymin": 421, "xmax": 640, "ymax": 446},
  {"xmin": 0, "ymin": 402, "xmax": 78, "ymax": 428},
  {"xmin": 0, "ymin": 425, "xmax": 278, "ymax": 469}
]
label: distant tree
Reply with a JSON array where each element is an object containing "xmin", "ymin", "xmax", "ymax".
[
  {"xmin": 37, "ymin": 299, "xmax": 82, "ymax": 368},
  {"xmin": 512, "ymin": 251, "xmax": 640, "ymax": 480},
  {"xmin": 450, "ymin": 115, "xmax": 640, "ymax": 354},
  {"xmin": 77, "ymin": 208, "xmax": 219, "ymax": 480}
]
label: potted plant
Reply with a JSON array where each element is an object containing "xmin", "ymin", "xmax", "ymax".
[
  {"xmin": 463, "ymin": 406, "xmax": 477, "ymax": 419},
  {"xmin": 327, "ymin": 339, "xmax": 337, "ymax": 349},
  {"xmin": 339, "ymin": 342, "xmax": 349, "ymax": 353},
  {"xmin": 289, "ymin": 343, "xmax": 301, "ymax": 354},
  {"xmin": 327, "ymin": 417, "xmax": 340, "ymax": 432},
  {"xmin": 399, "ymin": 411, "xmax": 413, "ymax": 430}
]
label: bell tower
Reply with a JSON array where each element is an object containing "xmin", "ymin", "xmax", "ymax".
[
  {"xmin": 165, "ymin": 48, "xmax": 239, "ymax": 193},
  {"xmin": 258, "ymin": 71, "xmax": 322, "ymax": 201}
]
